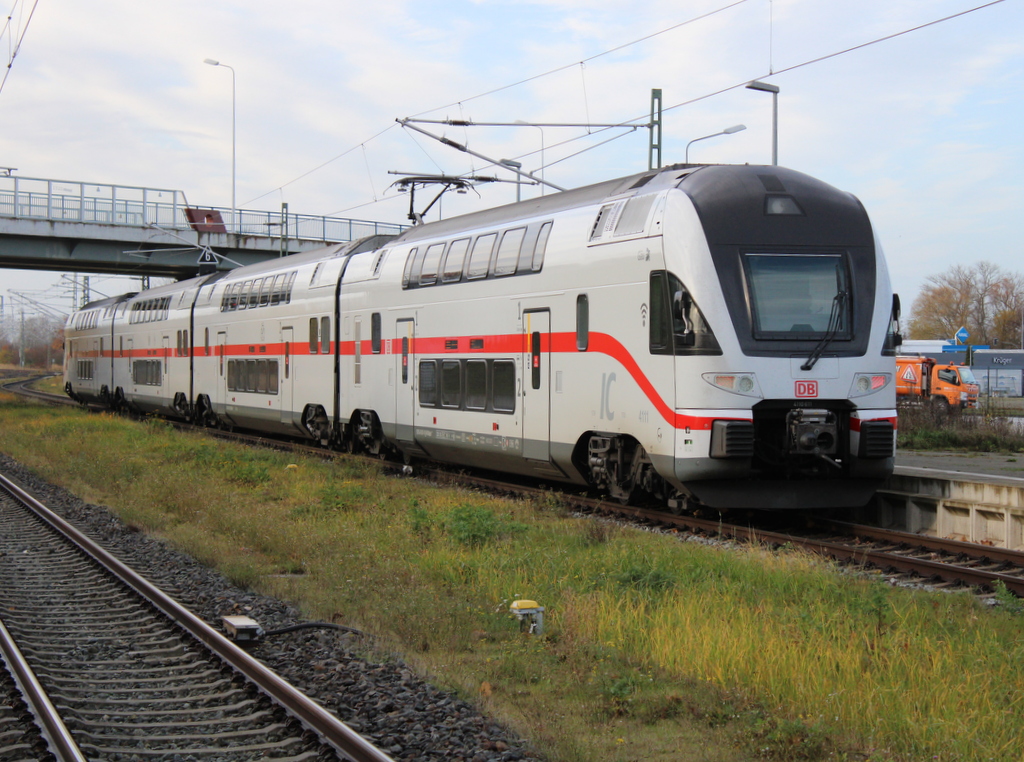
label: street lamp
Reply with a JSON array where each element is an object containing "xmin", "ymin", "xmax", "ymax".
[
  {"xmin": 684, "ymin": 124, "xmax": 746, "ymax": 163},
  {"xmin": 746, "ymin": 79, "xmax": 779, "ymax": 165},
  {"xmin": 514, "ymin": 120, "xmax": 545, "ymax": 195},
  {"xmin": 499, "ymin": 159, "xmax": 523, "ymax": 202},
  {"xmin": 204, "ymin": 58, "xmax": 236, "ymax": 233}
]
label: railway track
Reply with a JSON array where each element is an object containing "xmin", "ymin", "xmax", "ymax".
[
  {"xmin": 0, "ymin": 472, "xmax": 393, "ymax": 762},
  {"xmin": 10, "ymin": 376, "xmax": 1024, "ymax": 598}
]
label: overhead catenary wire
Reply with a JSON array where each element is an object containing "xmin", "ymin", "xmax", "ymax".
[
  {"xmin": 250, "ymin": 0, "xmax": 1006, "ymax": 216},
  {"xmin": 248, "ymin": 0, "xmax": 749, "ymax": 206},
  {"xmin": 0, "ymin": 0, "xmax": 39, "ymax": 98}
]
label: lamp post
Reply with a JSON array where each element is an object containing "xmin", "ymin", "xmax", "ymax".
[
  {"xmin": 499, "ymin": 159, "xmax": 523, "ymax": 202},
  {"xmin": 685, "ymin": 124, "xmax": 746, "ymax": 163},
  {"xmin": 514, "ymin": 120, "xmax": 545, "ymax": 195},
  {"xmin": 746, "ymin": 79, "xmax": 779, "ymax": 165},
  {"xmin": 203, "ymin": 58, "xmax": 236, "ymax": 233}
]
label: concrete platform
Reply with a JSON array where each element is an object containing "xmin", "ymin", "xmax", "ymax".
[{"xmin": 857, "ymin": 451, "xmax": 1024, "ymax": 549}]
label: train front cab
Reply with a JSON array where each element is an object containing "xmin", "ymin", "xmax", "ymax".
[{"xmin": 663, "ymin": 165, "xmax": 897, "ymax": 510}]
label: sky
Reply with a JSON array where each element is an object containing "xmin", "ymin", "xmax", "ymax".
[{"xmin": 0, "ymin": 0, "xmax": 1021, "ymax": 329}]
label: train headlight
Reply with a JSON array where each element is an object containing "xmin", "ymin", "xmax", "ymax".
[
  {"xmin": 702, "ymin": 372, "xmax": 762, "ymax": 398},
  {"xmin": 849, "ymin": 373, "xmax": 891, "ymax": 397}
]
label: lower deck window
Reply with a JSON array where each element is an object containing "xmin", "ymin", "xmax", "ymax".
[
  {"xmin": 77, "ymin": 360, "xmax": 94, "ymax": 380},
  {"xmin": 227, "ymin": 359, "xmax": 280, "ymax": 394},
  {"xmin": 418, "ymin": 358, "xmax": 516, "ymax": 414},
  {"xmin": 132, "ymin": 360, "xmax": 162, "ymax": 386}
]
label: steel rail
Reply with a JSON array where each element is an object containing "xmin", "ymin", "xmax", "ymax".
[
  {"xmin": 821, "ymin": 520, "xmax": 1024, "ymax": 566},
  {"xmin": 0, "ymin": 471, "xmax": 394, "ymax": 762},
  {"xmin": 0, "ymin": 616, "xmax": 87, "ymax": 762},
  {"xmin": 601, "ymin": 504, "xmax": 1024, "ymax": 595}
]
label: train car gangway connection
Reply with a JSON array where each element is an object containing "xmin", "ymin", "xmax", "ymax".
[{"xmin": 0, "ymin": 174, "xmax": 406, "ymax": 280}]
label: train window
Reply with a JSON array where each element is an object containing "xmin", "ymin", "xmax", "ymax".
[
  {"xmin": 576, "ymin": 294, "xmax": 589, "ymax": 351},
  {"xmin": 649, "ymin": 272, "xmax": 673, "ymax": 354},
  {"xmin": 467, "ymin": 233, "xmax": 497, "ymax": 279},
  {"xmin": 419, "ymin": 360, "xmax": 438, "ymax": 406},
  {"xmin": 465, "ymin": 360, "xmax": 487, "ymax": 410},
  {"xmin": 371, "ymin": 313, "xmax": 382, "ymax": 354},
  {"xmin": 133, "ymin": 360, "xmax": 162, "ymax": 386},
  {"xmin": 743, "ymin": 253, "xmax": 850, "ymax": 340},
  {"xmin": 531, "ymin": 221, "xmax": 552, "ymax": 272},
  {"xmin": 285, "ymin": 271, "xmax": 297, "ymax": 303},
  {"xmin": 492, "ymin": 361, "xmax": 516, "ymax": 412},
  {"xmin": 258, "ymin": 278, "xmax": 272, "ymax": 307},
  {"xmin": 883, "ymin": 294, "xmax": 901, "ymax": 356},
  {"xmin": 248, "ymin": 279, "xmax": 262, "ymax": 308},
  {"xmin": 650, "ymin": 271, "xmax": 722, "ymax": 356},
  {"xmin": 183, "ymin": 330, "xmax": 188, "ymax": 355},
  {"xmin": 401, "ymin": 337, "xmax": 409, "ymax": 384},
  {"xmin": 269, "ymin": 274, "xmax": 284, "ymax": 305},
  {"xmin": 237, "ymin": 282, "xmax": 250, "ymax": 310},
  {"xmin": 309, "ymin": 317, "xmax": 319, "ymax": 354},
  {"xmin": 442, "ymin": 238, "xmax": 470, "ymax": 282},
  {"xmin": 615, "ymin": 194, "xmax": 656, "ymax": 236},
  {"xmin": 419, "ymin": 243, "xmax": 446, "ymax": 286},
  {"xmin": 321, "ymin": 316, "xmax": 331, "ymax": 354},
  {"xmin": 402, "ymin": 248, "xmax": 419, "ymax": 288},
  {"xmin": 494, "ymin": 228, "xmax": 526, "ymax": 276},
  {"xmin": 205, "ymin": 328, "xmax": 210, "ymax": 356},
  {"xmin": 226, "ymin": 359, "xmax": 280, "ymax": 395},
  {"xmin": 441, "ymin": 360, "xmax": 461, "ymax": 408}
]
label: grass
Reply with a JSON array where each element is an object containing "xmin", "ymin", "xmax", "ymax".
[
  {"xmin": 3, "ymin": 394, "xmax": 1024, "ymax": 760},
  {"xmin": 898, "ymin": 403, "xmax": 1024, "ymax": 452}
]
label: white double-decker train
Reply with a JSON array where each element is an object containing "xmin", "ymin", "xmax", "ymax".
[{"xmin": 65, "ymin": 163, "xmax": 899, "ymax": 510}]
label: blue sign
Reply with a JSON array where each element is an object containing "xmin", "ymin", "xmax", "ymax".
[{"xmin": 955, "ymin": 327, "xmax": 970, "ymax": 343}]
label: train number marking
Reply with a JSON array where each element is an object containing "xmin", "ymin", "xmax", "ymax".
[
  {"xmin": 795, "ymin": 380, "xmax": 819, "ymax": 398},
  {"xmin": 600, "ymin": 372, "xmax": 617, "ymax": 420}
]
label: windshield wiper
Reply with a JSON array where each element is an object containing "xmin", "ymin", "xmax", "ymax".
[{"xmin": 801, "ymin": 290, "xmax": 847, "ymax": 371}]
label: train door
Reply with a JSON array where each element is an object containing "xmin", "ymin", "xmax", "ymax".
[
  {"xmin": 125, "ymin": 338, "xmax": 134, "ymax": 390},
  {"xmin": 522, "ymin": 309, "xmax": 550, "ymax": 462},
  {"xmin": 214, "ymin": 331, "xmax": 227, "ymax": 411},
  {"xmin": 395, "ymin": 318, "xmax": 415, "ymax": 442},
  {"xmin": 281, "ymin": 326, "xmax": 294, "ymax": 425}
]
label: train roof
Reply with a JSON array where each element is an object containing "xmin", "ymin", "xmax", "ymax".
[
  {"xmin": 78, "ymin": 292, "xmax": 137, "ymax": 312},
  {"xmin": 391, "ymin": 163, "xmax": 861, "ymax": 246}
]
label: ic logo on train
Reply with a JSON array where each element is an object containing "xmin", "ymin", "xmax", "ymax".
[{"xmin": 795, "ymin": 380, "xmax": 819, "ymax": 398}]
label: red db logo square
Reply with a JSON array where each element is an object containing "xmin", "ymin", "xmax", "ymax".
[{"xmin": 795, "ymin": 380, "xmax": 818, "ymax": 398}]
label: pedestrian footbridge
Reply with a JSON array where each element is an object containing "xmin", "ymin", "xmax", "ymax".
[{"xmin": 0, "ymin": 174, "xmax": 405, "ymax": 280}]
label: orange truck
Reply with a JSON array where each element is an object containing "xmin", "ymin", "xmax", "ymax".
[{"xmin": 896, "ymin": 356, "xmax": 979, "ymax": 410}]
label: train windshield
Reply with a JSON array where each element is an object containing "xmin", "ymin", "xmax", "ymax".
[{"xmin": 743, "ymin": 253, "xmax": 851, "ymax": 340}]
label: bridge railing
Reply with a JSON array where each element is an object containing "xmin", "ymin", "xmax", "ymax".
[{"xmin": 0, "ymin": 175, "xmax": 405, "ymax": 243}]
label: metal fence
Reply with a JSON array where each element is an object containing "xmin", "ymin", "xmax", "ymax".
[{"xmin": 0, "ymin": 175, "xmax": 405, "ymax": 243}]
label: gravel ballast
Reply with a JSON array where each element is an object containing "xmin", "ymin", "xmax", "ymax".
[{"xmin": 0, "ymin": 453, "xmax": 540, "ymax": 762}]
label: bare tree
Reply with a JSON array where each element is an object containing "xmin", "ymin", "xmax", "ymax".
[{"xmin": 907, "ymin": 261, "xmax": 1024, "ymax": 349}]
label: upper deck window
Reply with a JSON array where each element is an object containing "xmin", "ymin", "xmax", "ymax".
[{"xmin": 743, "ymin": 253, "xmax": 851, "ymax": 341}]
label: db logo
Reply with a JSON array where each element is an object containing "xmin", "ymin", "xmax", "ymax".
[{"xmin": 795, "ymin": 380, "xmax": 819, "ymax": 398}]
